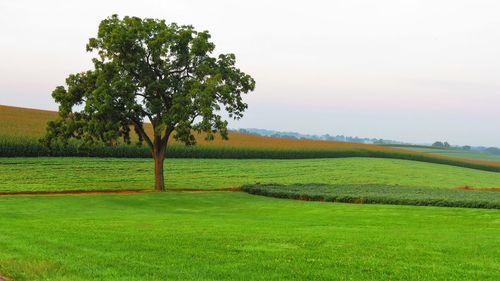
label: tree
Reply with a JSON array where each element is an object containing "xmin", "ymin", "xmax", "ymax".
[
  {"xmin": 43, "ymin": 15, "xmax": 255, "ymax": 191},
  {"xmin": 432, "ymin": 141, "xmax": 444, "ymax": 148},
  {"xmin": 485, "ymin": 147, "xmax": 500, "ymax": 155}
]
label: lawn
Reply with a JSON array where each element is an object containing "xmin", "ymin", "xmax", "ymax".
[
  {"xmin": 2, "ymin": 157, "xmax": 500, "ymax": 192},
  {"xmin": 0, "ymin": 192, "xmax": 499, "ymax": 281}
]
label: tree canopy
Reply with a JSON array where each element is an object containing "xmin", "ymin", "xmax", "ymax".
[{"xmin": 44, "ymin": 15, "xmax": 255, "ymax": 191}]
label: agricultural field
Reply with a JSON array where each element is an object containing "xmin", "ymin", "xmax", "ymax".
[
  {"xmin": 2, "ymin": 2, "xmax": 499, "ymax": 280},
  {"xmin": 387, "ymin": 144, "xmax": 500, "ymax": 161},
  {"xmin": 0, "ymin": 105, "xmax": 57, "ymax": 138},
  {"xmin": 2, "ymin": 157, "xmax": 500, "ymax": 193},
  {"xmin": 243, "ymin": 183, "xmax": 500, "ymax": 209},
  {"xmin": 2, "ymin": 104, "xmax": 500, "ymax": 173},
  {"xmin": 1, "ymin": 105, "xmax": 500, "ymax": 280},
  {"xmin": 0, "ymin": 104, "xmax": 411, "ymax": 151},
  {"xmin": 401, "ymin": 146, "xmax": 500, "ymax": 162}
]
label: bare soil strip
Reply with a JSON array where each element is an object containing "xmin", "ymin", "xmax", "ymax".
[
  {"xmin": 0, "ymin": 189, "xmax": 150, "ymax": 197},
  {"xmin": 456, "ymin": 186, "xmax": 500, "ymax": 191},
  {"xmin": 0, "ymin": 187, "xmax": 241, "ymax": 197},
  {"xmin": 169, "ymin": 187, "xmax": 242, "ymax": 192}
]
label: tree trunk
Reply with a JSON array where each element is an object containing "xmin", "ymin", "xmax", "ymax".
[{"xmin": 153, "ymin": 144, "xmax": 166, "ymax": 192}]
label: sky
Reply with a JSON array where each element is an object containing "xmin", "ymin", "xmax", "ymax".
[{"xmin": 0, "ymin": 0, "xmax": 499, "ymax": 146}]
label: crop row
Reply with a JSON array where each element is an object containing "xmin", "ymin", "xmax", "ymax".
[
  {"xmin": 1, "ymin": 136, "xmax": 500, "ymax": 173},
  {"xmin": 242, "ymin": 183, "xmax": 500, "ymax": 209}
]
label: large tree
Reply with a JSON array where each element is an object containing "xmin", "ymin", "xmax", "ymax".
[{"xmin": 44, "ymin": 15, "xmax": 255, "ymax": 191}]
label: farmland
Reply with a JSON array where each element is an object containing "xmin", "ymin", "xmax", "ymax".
[
  {"xmin": 1, "ymin": 105, "xmax": 500, "ymax": 280},
  {"xmin": 388, "ymin": 145, "xmax": 500, "ymax": 162},
  {"xmin": 1, "ymin": 192, "xmax": 500, "ymax": 281},
  {"xmin": 2, "ymin": 2, "xmax": 499, "ymax": 280},
  {"xmin": 2, "ymin": 157, "xmax": 500, "ymax": 193},
  {"xmin": 2, "ymin": 105, "xmax": 500, "ymax": 172},
  {"xmin": 243, "ymin": 183, "xmax": 500, "ymax": 209},
  {"xmin": 0, "ymin": 104, "xmax": 412, "ymax": 150},
  {"xmin": 396, "ymin": 146, "xmax": 500, "ymax": 162}
]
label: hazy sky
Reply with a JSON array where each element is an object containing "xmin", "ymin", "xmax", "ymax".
[{"xmin": 1, "ymin": 0, "xmax": 499, "ymax": 146}]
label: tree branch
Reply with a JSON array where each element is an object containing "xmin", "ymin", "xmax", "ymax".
[
  {"xmin": 145, "ymin": 48, "xmax": 164, "ymax": 80},
  {"xmin": 161, "ymin": 125, "xmax": 175, "ymax": 144},
  {"xmin": 131, "ymin": 119, "xmax": 153, "ymax": 149}
]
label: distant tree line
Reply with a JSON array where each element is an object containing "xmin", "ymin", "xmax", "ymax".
[
  {"xmin": 236, "ymin": 129, "xmax": 500, "ymax": 156},
  {"xmin": 237, "ymin": 128, "xmax": 403, "ymax": 144},
  {"xmin": 432, "ymin": 141, "xmax": 451, "ymax": 148}
]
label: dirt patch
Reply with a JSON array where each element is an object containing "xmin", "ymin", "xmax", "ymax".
[
  {"xmin": 0, "ymin": 273, "xmax": 10, "ymax": 281},
  {"xmin": 456, "ymin": 186, "xmax": 500, "ymax": 191},
  {"xmin": 169, "ymin": 187, "xmax": 242, "ymax": 192},
  {"xmin": 0, "ymin": 189, "xmax": 149, "ymax": 197},
  {"xmin": 0, "ymin": 187, "xmax": 242, "ymax": 197}
]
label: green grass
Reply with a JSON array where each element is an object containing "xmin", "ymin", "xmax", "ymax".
[
  {"xmin": 389, "ymin": 145, "xmax": 500, "ymax": 162},
  {"xmin": 0, "ymin": 192, "xmax": 499, "ymax": 280},
  {"xmin": 2, "ymin": 157, "xmax": 500, "ymax": 192},
  {"xmin": 243, "ymin": 183, "xmax": 500, "ymax": 209}
]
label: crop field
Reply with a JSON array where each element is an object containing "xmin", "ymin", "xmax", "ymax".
[
  {"xmin": 243, "ymin": 183, "xmax": 500, "ymax": 209},
  {"xmin": 0, "ymin": 105, "xmax": 57, "ymax": 138},
  {"xmin": 399, "ymin": 146, "xmax": 500, "ymax": 162},
  {"xmin": 0, "ymin": 104, "xmax": 412, "ymax": 151},
  {"xmin": 2, "ymin": 105, "xmax": 500, "ymax": 280},
  {"xmin": 2, "ymin": 3, "xmax": 499, "ymax": 280},
  {"xmin": 2, "ymin": 157, "xmax": 500, "ymax": 193},
  {"xmin": 2, "ymin": 104, "xmax": 500, "ymax": 174},
  {"xmin": 387, "ymin": 144, "xmax": 500, "ymax": 161}
]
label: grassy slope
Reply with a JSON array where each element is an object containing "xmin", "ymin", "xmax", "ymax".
[
  {"xmin": 0, "ymin": 192, "xmax": 499, "ymax": 281},
  {"xmin": 2, "ymin": 157, "xmax": 500, "ymax": 192}
]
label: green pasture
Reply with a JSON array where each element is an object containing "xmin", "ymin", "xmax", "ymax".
[{"xmin": 2, "ymin": 157, "xmax": 500, "ymax": 193}]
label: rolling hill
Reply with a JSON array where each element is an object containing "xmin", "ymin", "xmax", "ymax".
[
  {"xmin": 0, "ymin": 104, "xmax": 425, "ymax": 151},
  {"xmin": 1, "ymin": 104, "xmax": 500, "ymax": 171}
]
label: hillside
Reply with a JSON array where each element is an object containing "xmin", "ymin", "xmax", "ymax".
[
  {"xmin": 390, "ymin": 145, "xmax": 500, "ymax": 162},
  {"xmin": 0, "ymin": 104, "xmax": 421, "ymax": 151},
  {"xmin": 0, "ymin": 105, "xmax": 58, "ymax": 138},
  {"xmin": 1, "ymin": 104, "xmax": 500, "ymax": 171}
]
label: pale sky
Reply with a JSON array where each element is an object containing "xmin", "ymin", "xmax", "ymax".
[{"xmin": 0, "ymin": 0, "xmax": 499, "ymax": 146}]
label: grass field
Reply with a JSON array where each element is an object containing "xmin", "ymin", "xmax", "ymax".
[
  {"xmin": 2, "ymin": 157, "xmax": 500, "ymax": 193},
  {"xmin": 1, "ymin": 192, "xmax": 499, "ymax": 281}
]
